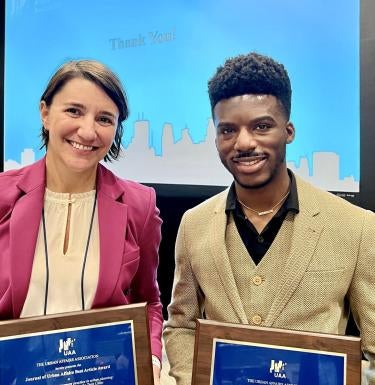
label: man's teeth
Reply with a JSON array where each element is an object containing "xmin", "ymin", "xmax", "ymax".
[
  {"xmin": 239, "ymin": 159, "xmax": 262, "ymax": 166},
  {"xmin": 70, "ymin": 141, "xmax": 93, "ymax": 151}
]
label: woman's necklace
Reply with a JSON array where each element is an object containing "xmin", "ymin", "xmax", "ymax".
[
  {"xmin": 237, "ymin": 189, "xmax": 290, "ymax": 216},
  {"xmin": 42, "ymin": 190, "xmax": 98, "ymax": 315}
]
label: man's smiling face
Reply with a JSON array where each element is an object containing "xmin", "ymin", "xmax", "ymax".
[{"xmin": 214, "ymin": 94, "xmax": 295, "ymax": 190}]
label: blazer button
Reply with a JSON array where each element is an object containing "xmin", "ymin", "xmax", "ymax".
[
  {"xmin": 252, "ymin": 315, "xmax": 262, "ymax": 325},
  {"xmin": 252, "ymin": 275, "xmax": 263, "ymax": 286}
]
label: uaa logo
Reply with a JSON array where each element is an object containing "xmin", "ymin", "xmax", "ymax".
[
  {"xmin": 58, "ymin": 337, "xmax": 76, "ymax": 356},
  {"xmin": 270, "ymin": 359, "xmax": 287, "ymax": 379}
]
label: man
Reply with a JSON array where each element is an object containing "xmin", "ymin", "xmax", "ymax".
[{"xmin": 163, "ymin": 52, "xmax": 375, "ymax": 385}]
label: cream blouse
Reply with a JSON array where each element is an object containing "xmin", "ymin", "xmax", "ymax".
[{"xmin": 21, "ymin": 189, "xmax": 100, "ymax": 317}]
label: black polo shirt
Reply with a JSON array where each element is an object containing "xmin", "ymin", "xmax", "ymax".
[{"xmin": 225, "ymin": 171, "xmax": 299, "ymax": 265}]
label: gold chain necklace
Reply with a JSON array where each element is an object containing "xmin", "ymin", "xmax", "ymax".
[{"xmin": 237, "ymin": 189, "xmax": 290, "ymax": 216}]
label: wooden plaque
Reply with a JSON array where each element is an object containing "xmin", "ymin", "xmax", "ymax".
[
  {"xmin": 0, "ymin": 303, "xmax": 153, "ymax": 385},
  {"xmin": 192, "ymin": 319, "xmax": 361, "ymax": 385}
]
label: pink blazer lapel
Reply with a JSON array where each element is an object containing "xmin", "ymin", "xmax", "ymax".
[
  {"xmin": 10, "ymin": 159, "xmax": 46, "ymax": 317},
  {"xmin": 92, "ymin": 165, "xmax": 127, "ymax": 307},
  {"xmin": 9, "ymin": 161, "xmax": 128, "ymax": 313}
]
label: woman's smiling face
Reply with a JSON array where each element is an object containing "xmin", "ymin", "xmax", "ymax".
[{"xmin": 40, "ymin": 77, "xmax": 119, "ymax": 176}]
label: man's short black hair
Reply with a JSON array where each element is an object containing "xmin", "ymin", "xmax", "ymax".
[{"xmin": 208, "ymin": 52, "xmax": 292, "ymax": 119}]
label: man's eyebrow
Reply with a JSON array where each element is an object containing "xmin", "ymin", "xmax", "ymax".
[
  {"xmin": 251, "ymin": 115, "xmax": 276, "ymax": 122},
  {"xmin": 217, "ymin": 116, "xmax": 276, "ymax": 126},
  {"xmin": 216, "ymin": 121, "xmax": 236, "ymax": 127}
]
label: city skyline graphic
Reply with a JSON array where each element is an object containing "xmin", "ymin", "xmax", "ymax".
[{"xmin": 5, "ymin": 118, "xmax": 359, "ymax": 192}]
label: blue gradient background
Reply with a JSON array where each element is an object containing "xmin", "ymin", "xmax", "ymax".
[{"xmin": 4, "ymin": 0, "xmax": 359, "ymax": 181}]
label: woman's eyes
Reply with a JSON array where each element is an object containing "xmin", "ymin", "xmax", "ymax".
[
  {"xmin": 65, "ymin": 108, "xmax": 115, "ymax": 125},
  {"xmin": 98, "ymin": 116, "xmax": 115, "ymax": 125},
  {"xmin": 66, "ymin": 107, "xmax": 81, "ymax": 116}
]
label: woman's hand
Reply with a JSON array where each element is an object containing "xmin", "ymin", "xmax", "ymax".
[{"xmin": 153, "ymin": 364, "xmax": 161, "ymax": 385}]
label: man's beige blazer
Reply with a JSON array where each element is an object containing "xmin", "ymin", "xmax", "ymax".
[{"xmin": 163, "ymin": 176, "xmax": 375, "ymax": 385}]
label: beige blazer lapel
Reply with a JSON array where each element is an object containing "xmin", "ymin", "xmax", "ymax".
[
  {"xmin": 265, "ymin": 178, "xmax": 324, "ymax": 326},
  {"xmin": 209, "ymin": 191, "xmax": 248, "ymax": 324}
]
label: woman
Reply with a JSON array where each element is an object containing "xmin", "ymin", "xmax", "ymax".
[{"xmin": 0, "ymin": 60, "xmax": 163, "ymax": 383}]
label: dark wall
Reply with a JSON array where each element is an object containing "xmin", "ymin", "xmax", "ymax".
[
  {"xmin": 151, "ymin": 184, "xmax": 225, "ymax": 319},
  {"xmin": 360, "ymin": 0, "xmax": 375, "ymax": 208}
]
